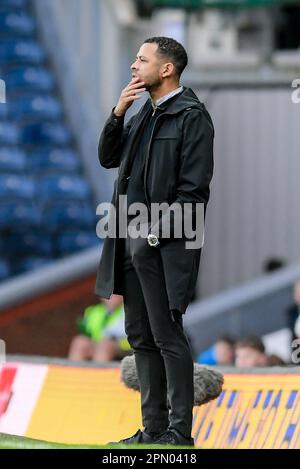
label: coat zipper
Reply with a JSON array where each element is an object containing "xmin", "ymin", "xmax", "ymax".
[
  {"xmin": 143, "ymin": 106, "xmax": 192, "ymax": 211},
  {"xmin": 143, "ymin": 110, "xmax": 172, "ymax": 212}
]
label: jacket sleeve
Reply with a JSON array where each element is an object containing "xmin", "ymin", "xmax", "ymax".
[
  {"xmin": 98, "ymin": 108, "xmax": 136, "ymax": 169},
  {"xmin": 149, "ymin": 108, "xmax": 214, "ymax": 246}
]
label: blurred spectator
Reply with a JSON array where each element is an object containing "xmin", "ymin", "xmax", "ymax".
[
  {"xmin": 197, "ymin": 335, "xmax": 236, "ymax": 366},
  {"xmin": 286, "ymin": 279, "xmax": 300, "ymax": 342},
  {"xmin": 267, "ymin": 354, "xmax": 286, "ymax": 366},
  {"xmin": 235, "ymin": 336, "xmax": 268, "ymax": 367},
  {"xmin": 295, "ymin": 316, "xmax": 300, "ymax": 340},
  {"xmin": 68, "ymin": 294, "xmax": 132, "ymax": 362},
  {"xmin": 235, "ymin": 336, "xmax": 285, "ymax": 367}
]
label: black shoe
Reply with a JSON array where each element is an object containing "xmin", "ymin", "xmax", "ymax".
[
  {"xmin": 108, "ymin": 429, "xmax": 158, "ymax": 445},
  {"xmin": 154, "ymin": 429, "xmax": 194, "ymax": 447}
]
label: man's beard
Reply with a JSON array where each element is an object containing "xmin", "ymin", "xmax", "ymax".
[{"xmin": 145, "ymin": 77, "xmax": 162, "ymax": 92}]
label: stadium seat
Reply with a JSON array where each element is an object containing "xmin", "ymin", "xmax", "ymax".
[
  {"xmin": 4, "ymin": 66, "xmax": 55, "ymax": 92},
  {"xmin": 0, "ymin": 258, "xmax": 10, "ymax": 281},
  {"xmin": 10, "ymin": 94, "xmax": 63, "ymax": 120},
  {"xmin": 0, "ymin": 103, "xmax": 8, "ymax": 119},
  {"xmin": 0, "ymin": 11, "xmax": 36, "ymax": 36},
  {"xmin": 0, "ymin": 0, "xmax": 28, "ymax": 9},
  {"xmin": 0, "ymin": 39, "xmax": 45, "ymax": 64},
  {"xmin": 42, "ymin": 202, "xmax": 95, "ymax": 231},
  {"xmin": 37, "ymin": 175, "xmax": 91, "ymax": 200},
  {"xmin": 55, "ymin": 231, "xmax": 100, "ymax": 256},
  {"xmin": 0, "ymin": 201, "xmax": 41, "ymax": 228},
  {"xmin": 0, "ymin": 174, "xmax": 35, "ymax": 199},
  {"xmin": 0, "ymin": 122, "xmax": 19, "ymax": 145},
  {"xmin": 6, "ymin": 231, "xmax": 53, "ymax": 257},
  {"xmin": 21, "ymin": 122, "xmax": 72, "ymax": 146},
  {"xmin": 27, "ymin": 148, "xmax": 80, "ymax": 173},
  {"xmin": 0, "ymin": 147, "xmax": 26, "ymax": 171},
  {"xmin": 14, "ymin": 256, "xmax": 52, "ymax": 274}
]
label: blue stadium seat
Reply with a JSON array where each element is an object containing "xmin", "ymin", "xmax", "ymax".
[
  {"xmin": 21, "ymin": 122, "xmax": 72, "ymax": 146},
  {"xmin": 55, "ymin": 231, "xmax": 100, "ymax": 256},
  {"xmin": 37, "ymin": 175, "xmax": 91, "ymax": 200},
  {"xmin": 14, "ymin": 256, "xmax": 52, "ymax": 275},
  {"xmin": 0, "ymin": 174, "xmax": 35, "ymax": 199},
  {"xmin": 10, "ymin": 94, "xmax": 63, "ymax": 120},
  {"xmin": 0, "ymin": 11, "xmax": 36, "ymax": 36},
  {"xmin": 6, "ymin": 231, "xmax": 53, "ymax": 257},
  {"xmin": 0, "ymin": 0, "xmax": 28, "ymax": 9},
  {"xmin": 4, "ymin": 66, "xmax": 55, "ymax": 92},
  {"xmin": 0, "ymin": 39, "xmax": 45, "ymax": 64},
  {"xmin": 0, "ymin": 121, "xmax": 19, "ymax": 145},
  {"xmin": 0, "ymin": 147, "xmax": 26, "ymax": 171},
  {"xmin": 0, "ymin": 259, "xmax": 10, "ymax": 281},
  {"xmin": 42, "ymin": 202, "xmax": 95, "ymax": 231},
  {"xmin": 0, "ymin": 103, "xmax": 8, "ymax": 119},
  {"xmin": 27, "ymin": 148, "xmax": 80, "ymax": 173},
  {"xmin": 0, "ymin": 201, "xmax": 40, "ymax": 228}
]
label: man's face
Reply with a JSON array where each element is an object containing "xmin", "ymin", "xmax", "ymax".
[
  {"xmin": 235, "ymin": 347, "xmax": 267, "ymax": 368},
  {"xmin": 131, "ymin": 43, "xmax": 167, "ymax": 91},
  {"xmin": 215, "ymin": 341, "xmax": 235, "ymax": 365}
]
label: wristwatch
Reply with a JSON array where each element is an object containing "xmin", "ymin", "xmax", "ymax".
[{"xmin": 147, "ymin": 233, "xmax": 160, "ymax": 247}]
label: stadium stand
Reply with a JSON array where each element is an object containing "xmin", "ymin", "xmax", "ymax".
[{"xmin": 0, "ymin": 0, "xmax": 99, "ymax": 280}]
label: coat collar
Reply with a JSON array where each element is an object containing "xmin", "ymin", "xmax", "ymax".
[
  {"xmin": 147, "ymin": 86, "xmax": 205, "ymax": 115},
  {"xmin": 127, "ymin": 87, "xmax": 204, "ymax": 131},
  {"xmin": 151, "ymin": 85, "xmax": 183, "ymax": 111}
]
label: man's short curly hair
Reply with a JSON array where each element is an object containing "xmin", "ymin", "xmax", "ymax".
[{"xmin": 144, "ymin": 36, "xmax": 188, "ymax": 78}]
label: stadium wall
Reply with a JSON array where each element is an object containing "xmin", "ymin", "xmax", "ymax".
[{"xmin": 193, "ymin": 86, "xmax": 300, "ymax": 297}]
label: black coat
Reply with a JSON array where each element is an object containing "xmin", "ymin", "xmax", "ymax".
[{"xmin": 95, "ymin": 87, "xmax": 214, "ymax": 314}]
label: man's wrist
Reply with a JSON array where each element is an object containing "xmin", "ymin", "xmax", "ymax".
[{"xmin": 112, "ymin": 107, "xmax": 125, "ymax": 118}]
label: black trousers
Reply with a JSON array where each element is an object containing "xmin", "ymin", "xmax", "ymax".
[{"xmin": 120, "ymin": 225, "xmax": 194, "ymax": 437}]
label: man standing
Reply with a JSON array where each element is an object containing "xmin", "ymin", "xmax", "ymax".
[{"xmin": 95, "ymin": 37, "xmax": 214, "ymax": 446}]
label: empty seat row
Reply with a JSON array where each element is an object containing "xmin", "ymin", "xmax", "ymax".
[
  {"xmin": 0, "ymin": 121, "xmax": 72, "ymax": 146},
  {"xmin": 0, "ymin": 258, "xmax": 10, "ymax": 280},
  {"xmin": 0, "ymin": 0, "xmax": 29, "ymax": 10},
  {"xmin": 0, "ymin": 257, "xmax": 53, "ymax": 279},
  {"xmin": 0, "ymin": 147, "xmax": 80, "ymax": 173},
  {"xmin": 0, "ymin": 11, "xmax": 36, "ymax": 36},
  {"xmin": 0, "ymin": 174, "xmax": 92, "ymax": 200},
  {"xmin": 1, "ymin": 230, "xmax": 100, "ymax": 258},
  {"xmin": 0, "ymin": 257, "xmax": 49, "ymax": 279},
  {"xmin": 22, "ymin": 122, "xmax": 73, "ymax": 146},
  {"xmin": 0, "ymin": 105, "xmax": 7, "ymax": 120},
  {"xmin": 0, "ymin": 201, "xmax": 96, "ymax": 229},
  {"xmin": 0, "ymin": 121, "xmax": 19, "ymax": 145},
  {"xmin": 28, "ymin": 148, "xmax": 80, "ymax": 172},
  {"xmin": 0, "ymin": 39, "xmax": 45, "ymax": 65},
  {"xmin": 3, "ymin": 66, "xmax": 55, "ymax": 93},
  {"xmin": 0, "ymin": 94, "xmax": 63, "ymax": 121},
  {"xmin": 0, "ymin": 201, "xmax": 40, "ymax": 227},
  {"xmin": 43, "ymin": 202, "xmax": 96, "ymax": 231},
  {"xmin": 15, "ymin": 256, "xmax": 53, "ymax": 274}
]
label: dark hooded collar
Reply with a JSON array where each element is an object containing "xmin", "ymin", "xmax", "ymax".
[{"xmin": 143, "ymin": 87, "xmax": 205, "ymax": 115}]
